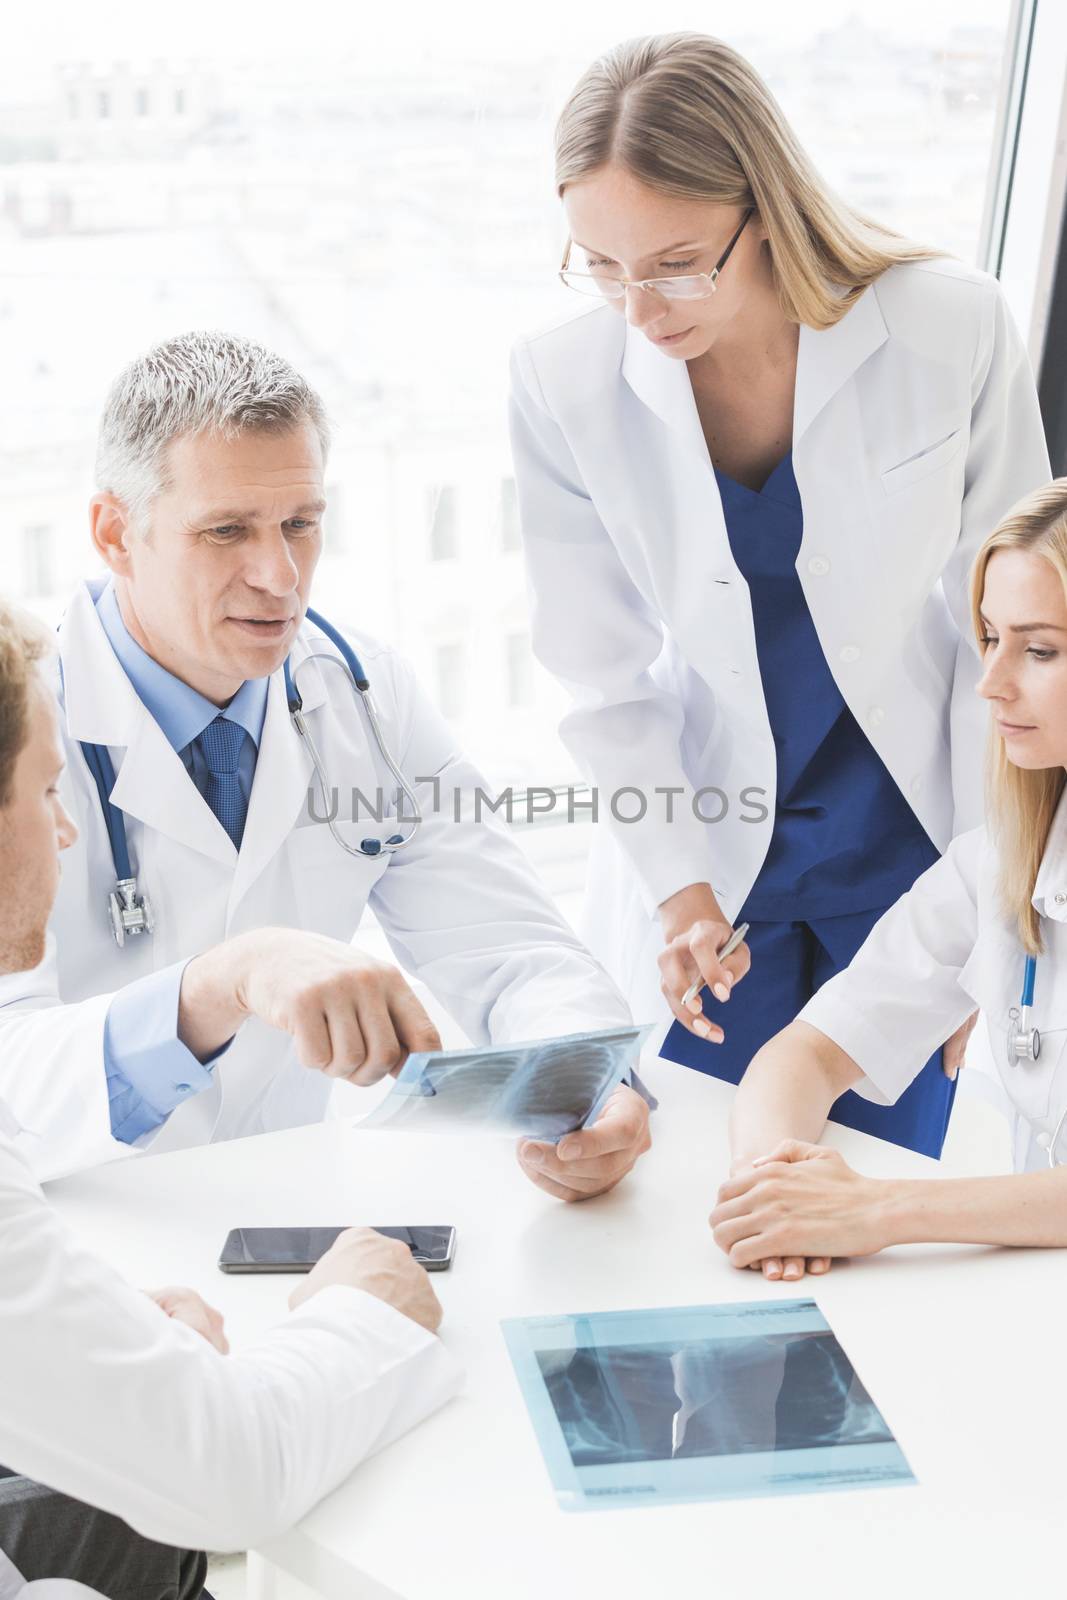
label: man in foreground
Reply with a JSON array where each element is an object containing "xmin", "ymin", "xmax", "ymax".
[{"xmin": 0, "ymin": 599, "xmax": 461, "ymax": 1592}]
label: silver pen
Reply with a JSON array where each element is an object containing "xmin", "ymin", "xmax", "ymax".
[{"xmin": 682, "ymin": 922, "xmax": 750, "ymax": 1009}]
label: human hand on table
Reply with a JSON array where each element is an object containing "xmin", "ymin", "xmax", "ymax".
[
  {"xmin": 288, "ymin": 1226, "xmax": 444, "ymax": 1333},
  {"xmin": 711, "ymin": 1140, "xmax": 891, "ymax": 1277},
  {"xmin": 517, "ymin": 1083, "xmax": 652, "ymax": 1202},
  {"xmin": 148, "ymin": 1286, "xmax": 230, "ymax": 1354},
  {"xmin": 657, "ymin": 882, "xmax": 751, "ymax": 1040},
  {"xmin": 723, "ymin": 1149, "xmax": 833, "ymax": 1284}
]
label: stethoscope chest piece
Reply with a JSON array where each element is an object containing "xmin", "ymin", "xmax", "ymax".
[
  {"xmin": 1007, "ymin": 954, "xmax": 1041, "ymax": 1066},
  {"xmin": 108, "ymin": 877, "xmax": 154, "ymax": 948},
  {"xmin": 1006, "ymin": 1010, "xmax": 1041, "ymax": 1066}
]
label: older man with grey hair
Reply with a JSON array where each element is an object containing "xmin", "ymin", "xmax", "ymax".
[{"xmin": 0, "ymin": 330, "xmax": 651, "ymax": 1199}]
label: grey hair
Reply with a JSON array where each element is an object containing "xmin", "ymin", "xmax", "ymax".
[{"xmin": 95, "ymin": 330, "xmax": 331, "ymax": 528}]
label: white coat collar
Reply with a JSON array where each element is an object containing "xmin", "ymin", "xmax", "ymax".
[
  {"xmin": 621, "ymin": 320, "xmax": 707, "ymax": 456},
  {"xmin": 59, "ymin": 577, "xmax": 154, "ymax": 747},
  {"xmin": 1031, "ymin": 785, "xmax": 1067, "ymax": 923},
  {"xmin": 794, "ymin": 281, "xmax": 889, "ymax": 443},
  {"xmin": 59, "ymin": 578, "xmax": 330, "ymax": 737},
  {"xmin": 620, "ymin": 279, "xmax": 889, "ymax": 450},
  {"xmin": 57, "ymin": 578, "xmax": 331, "ymax": 875},
  {"xmin": 226, "ymin": 632, "xmax": 328, "ymax": 913}
]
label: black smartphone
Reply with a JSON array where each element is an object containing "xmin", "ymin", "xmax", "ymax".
[{"xmin": 218, "ymin": 1225, "xmax": 456, "ymax": 1274}]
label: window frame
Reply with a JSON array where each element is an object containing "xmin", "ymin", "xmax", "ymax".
[{"xmin": 982, "ymin": 0, "xmax": 1067, "ymax": 425}]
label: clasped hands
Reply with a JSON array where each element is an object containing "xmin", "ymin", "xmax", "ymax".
[{"xmin": 710, "ymin": 1138, "xmax": 891, "ymax": 1281}]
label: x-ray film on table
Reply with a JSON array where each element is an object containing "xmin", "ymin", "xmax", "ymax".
[
  {"xmin": 503, "ymin": 1299, "xmax": 914, "ymax": 1510},
  {"xmin": 357, "ymin": 1024, "xmax": 650, "ymax": 1140}
]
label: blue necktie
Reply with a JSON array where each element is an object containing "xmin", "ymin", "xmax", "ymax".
[{"xmin": 198, "ymin": 715, "xmax": 249, "ymax": 851}]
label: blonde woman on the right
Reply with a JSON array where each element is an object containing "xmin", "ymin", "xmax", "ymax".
[{"xmin": 711, "ymin": 481, "xmax": 1067, "ymax": 1274}]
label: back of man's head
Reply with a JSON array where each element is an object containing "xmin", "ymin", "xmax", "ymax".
[
  {"xmin": 0, "ymin": 601, "xmax": 74, "ymax": 974},
  {"xmin": 0, "ymin": 600, "xmax": 50, "ymax": 808}
]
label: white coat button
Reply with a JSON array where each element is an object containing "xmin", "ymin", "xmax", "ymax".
[
  {"xmin": 868, "ymin": 706, "xmax": 885, "ymax": 729},
  {"xmin": 1037, "ymin": 1132, "xmax": 1052, "ymax": 1150},
  {"xmin": 839, "ymin": 645, "xmax": 861, "ymax": 664},
  {"xmin": 808, "ymin": 556, "xmax": 830, "ymax": 576},
  {"xmin": 910, "ymin": 777, "xmax": 923, "ymax": 796},
  {"xmin": 1056, "ymin": 892, "xmax": 1067, "ymax": 906}
]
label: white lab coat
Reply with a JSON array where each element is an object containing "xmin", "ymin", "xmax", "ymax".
[
  {"xmin": 0, "ymin": 579, "xmax": 630, "ymax": 1181},
  {"xmin": 0, "ymin": 1095, "xmax": 461, "ymax": 1555},
  {"xmin": 509, "ymin": 259, "xmax": 1051, "ymax": 1020},
  {"xmin": 799, "ymin": 795, "xmax": 1067, "ymax": 1173}
]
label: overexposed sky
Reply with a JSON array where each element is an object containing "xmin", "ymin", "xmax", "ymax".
[{"xmin": 2, "ymin": 0, "xmax": 1015, "ymax": 69}]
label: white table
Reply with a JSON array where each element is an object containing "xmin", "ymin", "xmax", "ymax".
[{"xmin": 48, "ymin": 1059, "xmax": 1064, "ymax": 1600}]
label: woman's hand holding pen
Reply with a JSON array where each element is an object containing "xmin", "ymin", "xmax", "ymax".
[{"xmin": 658, "ymin": 882, "xmax": 751, "ymax": 1038}]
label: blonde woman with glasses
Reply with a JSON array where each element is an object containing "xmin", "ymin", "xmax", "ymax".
[
  {"xmin": 509, "ymin": 31, "xmax": 1050, "ymax": 1170},
  {"xmin": 710, "ymin": 481, "xmax": 1067, "ymax": 1273}
]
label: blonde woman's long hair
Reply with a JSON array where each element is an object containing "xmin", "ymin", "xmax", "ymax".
[
  {"xmin": 971, "ymin": 483, "xmax": 1067, "ymax": 956},
  {"xmin": 555, "ymin": 33, "xmax": 940, "ymax": 331}
]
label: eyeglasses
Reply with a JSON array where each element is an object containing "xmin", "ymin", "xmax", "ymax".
[{"xmin": 559, "ymin": 209, "xmax": 753, "ymax": 302}]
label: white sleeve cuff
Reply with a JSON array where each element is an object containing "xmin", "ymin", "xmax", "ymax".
[
  {"xmin": 797, "ymin": 991, "xmax": 912, "ymax": 1107},
  {"xmin": 285, "ymin": 1282, "xmax": 445, "ymax": 1352}
]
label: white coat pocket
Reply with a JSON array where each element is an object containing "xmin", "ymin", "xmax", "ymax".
[
  {"xmin": 1003, "ymin": 1024, "xmax": 1067, "ymax": 1126},
  {"xmin": 880, "ymin": 428, "xmax": 966, "ymax": 496}
]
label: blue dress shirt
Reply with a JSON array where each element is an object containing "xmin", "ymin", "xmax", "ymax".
[{"xmin": 96, "ymin": 583, "xmax": 269, "ymax": 1144}]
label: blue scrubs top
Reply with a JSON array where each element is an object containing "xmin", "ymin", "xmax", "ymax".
[{"xmin": 723, "ymin": 455, "xmax": 939, "ymax": 918}]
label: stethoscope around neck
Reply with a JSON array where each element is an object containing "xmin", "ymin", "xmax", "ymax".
[
  {"xmin": 79, "ymin": 605, "xmax": 422, "ymax": 948},
  {"xmin": 1005, "ymin": 952, "xmax": 1067, "ymax": 1169},
  {"xmin": 284, "ymin": 606, "xmax": 422, "ymax": 861},
  {"xmin": 1006, "ymin": 954, "xmax": 1041, "ymax": 1066}
]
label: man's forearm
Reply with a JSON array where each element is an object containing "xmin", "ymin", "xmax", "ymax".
[
  {"xmin": 729, "ymin": 1021, "xmax": 860, "ymax": 1169},
  {"xmin": 882, "ymin": 1167, "xmax": 1067, "ymax": 1249},
  {"xmin": 178, "ymin": 937, "xmax": 249, "ymax": 1062}
]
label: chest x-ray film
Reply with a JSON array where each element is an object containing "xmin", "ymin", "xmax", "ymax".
[
  {"xmin": 358, "ymin": 1024, "xmax": 650, "ymax": 1140},
  {"xmin": 503, "ymin": 1299, "xmax": 913, "ymax": 1511}
]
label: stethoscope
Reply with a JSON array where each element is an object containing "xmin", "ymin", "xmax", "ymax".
[
  {"xmin": 79, "ymin": 606, "xmax": 422, "ymax": 948},
  {"xmin": 1006, "ymin": 954, "xmax": 1040, "ymax": 1066},
  {"xmin": 1006, "ymin": 952, "xmax": 1067, "ymax": 1168}
]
